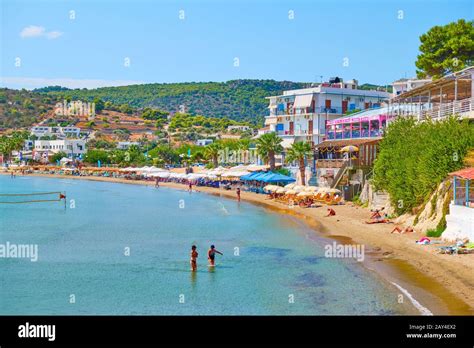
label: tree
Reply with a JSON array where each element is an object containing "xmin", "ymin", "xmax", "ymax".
[
  {"xmin": 204, "ymin": 142, "xmax": 221, "ymax": 167},
  {"xmin": 285, "ymin": 141, "xmax": 312, "ymax": 186},
  {"xmin": 83, "ymin": 149, "xmax": 110, "ymax": 165},
  {"xmin": 51, "ymin": 151, "xmax": 68, "ymax": 163},
  {"xmin": 93, "ymin": 97, "xmax": 105, "ymax": 114},
  {"xmin": 85, "ymin": 121, "xmax": 96, "ymax": 130},
  {"xmin": 142, "ymin": 108, "xmax": 169, "ymax": 120},
  {"xmin": 416, "ymin": 19, "xmax": 474, "ymax": 79},
  {"xmin": 256, "ymin": 132, "xmax": 283, "ymax": 171}
]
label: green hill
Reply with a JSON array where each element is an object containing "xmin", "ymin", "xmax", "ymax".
[
  {"xmin": 37, "ymin": 80, "xmax": 311, "ymax": 125},
  {"xmin": 0, "ymin": 88, "xmax": 57, "ymax": 130}
]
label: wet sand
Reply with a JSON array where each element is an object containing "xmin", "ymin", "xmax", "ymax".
[{"xmin": 4, "ymin": 172, "xmax": 473, "ymax": 315}]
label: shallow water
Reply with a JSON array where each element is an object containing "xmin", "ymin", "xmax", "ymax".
[{"xmin": 0, "ymin": 176, "xmax": 414, "ymax": 315}]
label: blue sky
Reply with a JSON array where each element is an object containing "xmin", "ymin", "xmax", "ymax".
[{"xmin": 1, "ymin": 0, "xmax": 472, "ymax": 89}]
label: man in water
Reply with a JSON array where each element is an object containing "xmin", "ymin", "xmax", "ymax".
[
  {"xmin": 325, "ymin": 208, "xmax": 336, "ymax": 217},
  {"xmin": 188, "ymin": 181, "xmax": 193, "ymax": 193},
  {"xmin": 155, "ymin": 178, "xmax": 160, "ymax": 188},
  {"xmin": 207, "ymin": 245, "xmax": 223, "ymax": 267},
  {"xmin": 190, "ymin": 245, "xmax": 198, "ymax": 271},
  {"xmin": 236, "ymin": 187, "xmax": 241, "ymax": 202}
]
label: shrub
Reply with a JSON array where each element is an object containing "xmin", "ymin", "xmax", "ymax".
[
  {"xmin": 426, "ymin": 227, "xmax": 444, "ymax": 238},
  {"xmin": 373, "ymin": 116, "xmax": 474, "ymax": 215}
]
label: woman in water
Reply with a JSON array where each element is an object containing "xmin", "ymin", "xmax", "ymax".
[
  {"xmin": 207, "ymin": 245, "xmax": 223, "ymax": 267},
  {"xmin": 190, "ymin": 245, "xmax": 198, "ymax": 271}
]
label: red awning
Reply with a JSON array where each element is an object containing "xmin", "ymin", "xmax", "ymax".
[{"xmin": 449, "ymin": 168, "xmax": 474, "ymax": 180}]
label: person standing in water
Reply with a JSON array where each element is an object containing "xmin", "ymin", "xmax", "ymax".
[
  {"xmin": 190, "ymin": 245, "xmax": 198, "ymax": 271},
  {"xmin": 188, "ymin": 181, "xmax": 193, "ymax": 193},
  {"xmin": 207, "ymin": 245, "xmax": 223, "ymax": 267},
  {"xmin": 236, "ymin": 187, "xmax": 241, "ymax": 202}
]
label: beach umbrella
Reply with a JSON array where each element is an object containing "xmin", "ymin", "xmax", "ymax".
[
  {"xmin": 327, "ymin": 188, "xmax": 341, "ymax": 194},
  {"xmin": 304, "ymin": 186, "xmax": 319, "ymax": 192},
  {"xmin": 285, "ymin": 189, "xmax": 298, "ymax": 195},
  {"xmin": 264, "ymin": 185, "xmax": 278, "ymax": 192},
  {"xmin": 156, "ymin": 172, "xmax": 171, "ymax": 178},
  {"xmin": 297, "ymin": 191, "xmax": 314, "ymax": 197},
  {"xmin": 275, "ymin": 187, "xmax": 287, "ymax": 194},
  {"xmin": 247, "ymin": 164, "xmax": 269, "ymax": 172},
  {"xmin": 340, "ymin": 146, "xmax": 359, "ymax": 152},
  {"xmin": 262, "ymin": 173, "xmax": 296, "ymax": 183},
  {"xmin": 208, "ymin": 166, "xmax": 227, "ymax": 176},
  {"xmin": 241, "ymin": 171, "xmax": 263, "ymax": 180},
  {"xmin": 292, "ymin": 185, "xmax": 306, "ymax": 192},
  {"xmin": 284, "ymin": 183, "xmax": 296, "ymax": 189}
]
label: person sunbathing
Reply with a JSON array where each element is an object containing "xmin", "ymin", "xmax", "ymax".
[
  {"xmin": 325, "ymin": 208, "xmax": 336, "ymax": 217},
  {"xmin": 391, "ymin": 226, "xmax": 414, "ymax": 234}
]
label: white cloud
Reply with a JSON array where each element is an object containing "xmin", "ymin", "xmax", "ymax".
[
  {"xmin": 46, "ymin": 31, "xmax": 63, "ymax": 39},
  {"xmin": 20, "ymin": 25, "xmax": 63, "ymax": 39},
  {"xmin": 0, "ymin": 76, "xmax": 145, "ymax": 90},
  {"xmin": 20, "ymin": 25, "xmax": 46, "ymax": 38}
]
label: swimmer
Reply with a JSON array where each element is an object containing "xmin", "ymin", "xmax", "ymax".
[
  {"xmin": 190, "ymin": 245, "xmax": 198, "ymax": 271},
  {"xmin": 207, "ymin": 245, "xmax": 223, "ymax": 267}
]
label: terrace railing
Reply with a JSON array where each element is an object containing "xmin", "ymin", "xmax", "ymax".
[{"xmin": 393, "ymin": 97, "xmax": 473, "ymax": 121}]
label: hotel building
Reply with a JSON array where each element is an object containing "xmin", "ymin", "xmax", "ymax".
[{"xmin": 262, "ymin": 77, "xmax": 390, "ymax": 149}]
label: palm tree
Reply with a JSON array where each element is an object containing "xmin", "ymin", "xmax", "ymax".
[
  {"xmin": 286, "ymin": 141, "xmax": 313, "ymax": 186},
  {"xmin": 204, "ymin": 142, "xmax": 221, "ymax": 167},
  {"xmin": 256, "ymin": 132, "xmax": 283, "ymax": 171}
]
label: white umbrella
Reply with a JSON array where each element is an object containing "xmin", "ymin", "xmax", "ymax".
[
  {"xmin": 284, "ymin": 183, "xmax": 296, "ymax": 189},
  {"xmin": 264, "ymin": 185, "xmax": 278, "ymax": 192},
  {"xmin": 208, "ymin": 167, "xmax": 227, "ymax": 175},
  {"xmin": 297, "ymin": 191, "xmax": 314, "ymax": 197},
  {"xmin": 292, "ymin": 185, "xmax": 305, "ymax": 192},
  {"xmin": 222, "ymin": 170, "xmax": 250, "ymax": 177},
  {"xmin": 150, "ymin": 172, "xmax": 170, "ymax": 178},
  {"xmin": 285, "ymin": 189, "xmax": 298, "ymax": 195},
  {"xmin": 276, "ymin": 188, "xmax": 287, "ymax": 194},
  {"xmin": 304, "ymin": 186, "xmax": 319, "ymax": 192}
]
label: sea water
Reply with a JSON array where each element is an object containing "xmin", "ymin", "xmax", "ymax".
[{"xmin": 0, "ymin": 176, "xmax": 414, "ymax": 315}]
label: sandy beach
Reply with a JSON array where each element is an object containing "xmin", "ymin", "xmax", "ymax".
[{"xmin": 4, "ymin": 172, "xmax": 473, "ymax": 315}]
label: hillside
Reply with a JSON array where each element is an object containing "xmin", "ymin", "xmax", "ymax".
[
  {"xmin": 37, "ymin": 80, "xmax": 311, "ymax": 125},
  {"xmin": 0, "ymin": 88, "xmax": 58, "ymax": 130}
]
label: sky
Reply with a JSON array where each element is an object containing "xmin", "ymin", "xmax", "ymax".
[{"xmin": 0, "ymin": 0, "xmax": 472, "ymax": 89}]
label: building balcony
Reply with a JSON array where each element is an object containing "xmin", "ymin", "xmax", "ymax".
[{"xmin": 326, "ymin": 129, "xmax": 382, "ymax": 140}]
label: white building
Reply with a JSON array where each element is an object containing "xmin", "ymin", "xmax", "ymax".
[
  {"xmin": 195, "ymin": 139, "xmax": 213, "ymax": 146},
  {"xmin": 262, "ymin": 77, "xmax": 390, "ymax": 148},
  {"xmin": 31, "ymin": 126, "xmax": 81, "ymax": 139},
  {"xmin": 227, "ymin": 125, "xmax": 251, "ymax": 132},
  {"xmin": 34, "ymin": 139, "xmax": 86, "ymax": 157},
  {"xmin": 117, "ymin": 141, "xmax": 140, "ymax": 150},
  {"xmin": 392, "ymin": 78, "xmax": 431, "ymax": 97}
]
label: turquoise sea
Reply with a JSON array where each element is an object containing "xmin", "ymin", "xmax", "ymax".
[{"xmin": 0, "ymin": 175, "xmax": 414, "ymax": 315}]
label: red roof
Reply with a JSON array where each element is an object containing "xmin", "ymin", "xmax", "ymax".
[{"xmin": 449, "ymin": 168, "xmax": 474, "ymax": 180}]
